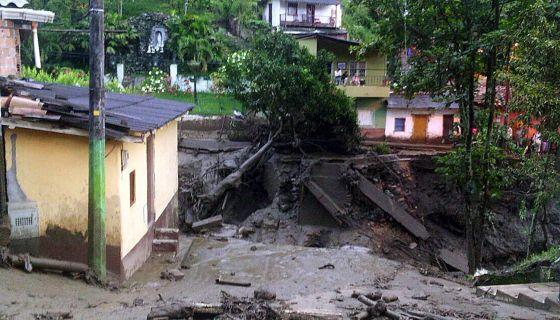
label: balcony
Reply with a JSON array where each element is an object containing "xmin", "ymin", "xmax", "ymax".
[
  {"xmin": 280, "ymin": 14, "xmax": 337, "ymax": 29},
  {"xmin": 334, "ymin": 73, "xmax": 390, "ymax": 98}
]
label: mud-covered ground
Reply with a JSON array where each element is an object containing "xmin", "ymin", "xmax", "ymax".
[{"xmin": 1, "ymin": 232, "xmax": 557, "ymax": 319}]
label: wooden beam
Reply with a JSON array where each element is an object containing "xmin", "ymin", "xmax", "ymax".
[
  {"xmin": 0, "ymin": 118, "xmax": 143, "ymax": 143},
  {"xmin": 355, "ymin": 172, "xmax": 430, "ymax": 240}
]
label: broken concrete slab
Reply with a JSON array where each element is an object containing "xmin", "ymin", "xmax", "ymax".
[
  {"xmin": 192, "ymin": 215, "xmax": 223, "ymax": 232},
  {"xmin": 476, "ymin": 282, "xmax": 560, "ymax": 313},
  {"xmin": 355, "ymin": 172, "xmax": 430, "ymax": 240},
  {"xmin": 438, "ymin": 249, "xmax": 468, "ymax": 273},
  {"xmin": 304, "ymin": 180, "xmax": 347, "ymax": 227}
]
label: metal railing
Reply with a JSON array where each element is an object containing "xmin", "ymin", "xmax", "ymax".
[
  {"xmin": 332, "ymin": 72, "xmax": 388, "ymax": 87},
  {"xmin": 279, "ymin": 14, "xmax": 337, "ymax": 28}
]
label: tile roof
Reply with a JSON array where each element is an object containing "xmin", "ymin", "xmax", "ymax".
[
  {"xmin": 0, "ymin": 79, "xmax": 194, "ymax": 139},
  {"xmin": 387, "ymin": 94, "xmax": 459, "ymax": 110},
  {"xmin": 0, "ymin": 0, "xmax": 27, "ymax": 8}
]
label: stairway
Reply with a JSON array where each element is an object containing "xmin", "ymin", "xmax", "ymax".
[
  {"xmin": 153, "ymin": 228, "xmax": 179, "ymax": 253},
  {"xmin": 476, "ymin": 282, "xmax": 560, "ymax": 313}
]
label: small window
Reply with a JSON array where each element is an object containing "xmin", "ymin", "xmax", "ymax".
[
  {"xmin": 394, "ymin": 118, "xmax": 406, "ymax": 132},
  {"xmin": 129, "ymin": 170, "xmax": 136, "ymax": 206},
  {"xmin": 288, "ymin": 2, "xmax": 298, "ymax": 16}
]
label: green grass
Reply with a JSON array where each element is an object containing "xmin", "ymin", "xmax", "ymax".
[
  {"xmin": 512, "ymin": 245, "xmax": 560, "ymax": 273},
  {"xmin": 154, "ymin": 92, "xmax": 244, "ymax": 116}
]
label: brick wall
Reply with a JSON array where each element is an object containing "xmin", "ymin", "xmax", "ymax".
[{"xmin": 0, "ymin": 19, "xmax": 21, "ymax": 77}]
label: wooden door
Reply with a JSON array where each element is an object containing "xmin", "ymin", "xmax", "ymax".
[
  {"xmin": 307, "ymin": 4, "xmax": 315, "ymax": 24},
  {"xmin": 412, "ymin": 115, "xmax": 428, "ymax": 143},
  {"xmin": 442, "ymin": 115, "xmax": 454, "ymax": 143}
]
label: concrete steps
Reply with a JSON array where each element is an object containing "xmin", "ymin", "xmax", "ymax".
[
  {"xmin": 153, "ymin": 228, "xmax": 179, "ymax": 253},
  {"xmin": 476, "ymin": 282, "xmax": 560, "ymax": 313}
]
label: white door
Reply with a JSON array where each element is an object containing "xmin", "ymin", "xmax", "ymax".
[{"xmin": 358, "ymin": 109, "xmax": 374, "ymax": 126}]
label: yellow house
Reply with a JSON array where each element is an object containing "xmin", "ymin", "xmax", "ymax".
[
  {"xmin": 295, "ymin": 33, "xmax": 390, "ymax": 139},
  {"xmin": 0, "ymin": 80, "xmax": 193, "ymax": 280}
]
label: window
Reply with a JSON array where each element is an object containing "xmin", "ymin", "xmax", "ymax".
[
  {"xmin": 287, "ymin": 2, "xmax": 298, "ymax": 16},
  {"xmin": 129, "ymin": 170, "xmax": 136, "ymax": 206},
  {"xmin": 350, "ymin": 61, "xmax": 366, "ymax": 77},
  {"xmin": 337, "ymin": 62, "xmax": 347, "ymax": 70},
  {"xmin": 394, "ymin": 118, "xmax": 406, "ymax": 132}
]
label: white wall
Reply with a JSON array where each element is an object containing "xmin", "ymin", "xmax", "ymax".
[
  {"xmin": 385, "ymin": 109, "xmax": 414, "ymax": 139},
  {"xmin": 385, "ymin": 109, "xmax": 458, "ymax": 140},
  {"xmin": 265, "ymin": 1, "xmax": 341, "ymax": 28}
]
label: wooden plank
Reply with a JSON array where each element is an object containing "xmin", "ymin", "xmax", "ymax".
[
  {"xmin": 192, "ymin": 215, "xmax": 223, "ymax": 231},
  {"xmin": 356, "ymin": 172, "xmax": 430, "ymax": 240},
  {"xmin": 304, "ymin": 180, "xmax": 346, "ymax": 226}
]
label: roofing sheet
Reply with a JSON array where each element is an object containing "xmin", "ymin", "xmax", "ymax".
[{"xmin": 387, "ymin": 94, "xmax": 459, "ymax": 110}]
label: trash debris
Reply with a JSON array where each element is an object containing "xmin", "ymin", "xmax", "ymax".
[
  {"xmin": 160, "ymin": 269, "xmax": 185, "ymax": 281},
  {"xmin": 215, "ymin": 275, "xmax": 252, "ymax": 287},
  {"xmin": 253, "ymin": 289, "xmax": 276, "ymax": 301},
  {"xmin": 238, "ymin": 226, "xmax": 255, "ymax": 238},
  {"xmin": 192, "ymin": 215, "xmax": 223, "ymax": 232},
  {"xmin": 318, "ymin": 263, "xmax": 335, "ymax": 270},
  {"xmin": 382, "ymin": 294, "xmax": 399, "ymax": 303},
  {"xmin": 33, "ymin": 311, "xmax": 73, "ymax": 320}
]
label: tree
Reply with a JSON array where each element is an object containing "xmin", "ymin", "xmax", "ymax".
[
  {"xmin": 167, "ymin": 13, "xmax": 222, "ymax": 104},
  {"xmin": 215, "ymin": 31, "xmax": 359, "ymax": 151},
  {"xmin": 346, "ymin": 0, "xmax": 515, "ymax": 273},
  {"xmin": 507, "ymin": 0, "xmax": 560, "ymax": 256}
]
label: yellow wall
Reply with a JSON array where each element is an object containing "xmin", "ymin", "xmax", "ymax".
[
  {"xmin": 298, "ymin": 38, "xmax": 318, "ymax": 56},
  {"xmin": 4, "ymin": 128, "xmax": 121, "ymax": 247},
  {"xmin": 119, "ymin": 139, "xmax": 148, "ymax": 258},
  {"xmin": 153, "ymin": 121, "xmax": 179, "ymax": 220},
  {"xmin": 6, "ymin": 122, "xmax": 180, "ymax": 262}
]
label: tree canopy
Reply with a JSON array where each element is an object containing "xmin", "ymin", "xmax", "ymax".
[{"xmin": 215, "ymin": 32, "xmax": 360, "ymax": 151}]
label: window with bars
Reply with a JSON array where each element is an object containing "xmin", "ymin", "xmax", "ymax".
[
  {"xmin": 287, "ymin": 2, "xmax": 298, "ymax": 16},
  {"xmin": 394, "ymin": 118, "xmax": 406, "ymax": 132}
]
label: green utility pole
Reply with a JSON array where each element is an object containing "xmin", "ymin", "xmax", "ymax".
[{"xmin": 87, "ymin": 0, "xmax": 107, "ymax": 280}]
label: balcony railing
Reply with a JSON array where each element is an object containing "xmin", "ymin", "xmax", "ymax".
[
  {"xmin": 280, "ymin": 14, "xmax": 337, "ymax": 28},
  {"xmin": 333, "ymin": 73, "xmax": 389, "ymax": 87}
]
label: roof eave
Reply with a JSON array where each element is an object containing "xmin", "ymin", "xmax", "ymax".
[{"xmin": 0, "ymin": 8, "xmax": 55, "ymax": 23}]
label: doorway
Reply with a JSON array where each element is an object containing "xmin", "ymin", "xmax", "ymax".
[
  {"xmin": 268, "ymin": 3, "xmax": 272, "ymax": 25},
  {"xmin": 412, "ymin": 115, "xmax": 428, "ymax": 143},
  {"xmin": 307, "ymin": 4, "xmax": 315, "ymax": 25},
  {"xmin": 442, "ymin": 115, "xmax": 454, "ymax": 143}
]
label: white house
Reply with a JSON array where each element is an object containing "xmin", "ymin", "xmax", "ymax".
[
  {"xmin": 263, "ymin": 0, "xmax": 342, "ymax": 32},
  {"xmin": 384, "ymin": 95, "xmax": 460, "ymax": 144}
]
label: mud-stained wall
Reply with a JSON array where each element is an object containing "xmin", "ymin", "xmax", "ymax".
[
  {"xmin": 153, "ymin": 121, "xmax": 178, "ymax": 221},
  {"xmin": 5, "ymin": 128, "xmax": 122, "ymax": 271},
  {"xmin": 119, "ymin": 139, "xmax": 148, "ymax": 259}
]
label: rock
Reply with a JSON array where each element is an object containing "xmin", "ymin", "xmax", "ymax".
[
  {"xmin": 133, "ymin": 298, "xmax": 144, "ymax": 307},
  {"xmin": 250, "ymin": 246, "xmax": 258, "ymax": 251},
  {"xmin": 160, "ymin": 268, "xmax": 185, "ymax": 281},
  {"xmin": 254, "ymin": 289, "xmax": 277, "ymax": 301},
  {"xmin": 382, "ymin": 294, "xmax": 399, "ymax": 303},
  {"xmin": 365, "ymin": 291, "xmax": 383, "ymax": 301},
  {"xmin": 238, "ymin": 226, "xmax": 255, "ymax": 238},
  {"xmin": 409, "ymin": 242, "xmax": 418, "ymax": 249}
]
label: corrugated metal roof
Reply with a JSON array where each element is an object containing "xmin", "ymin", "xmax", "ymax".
[
  {"xmin": 0, "ymin": 0, "xmax": 27, "ymax": 8},
  {"xmin": 387, "ymin": 94, "xmax": 459, "ymax": 110},
  {"xmin": 0, "ymin": 80, "xmax": 194, "ymax": 139}
]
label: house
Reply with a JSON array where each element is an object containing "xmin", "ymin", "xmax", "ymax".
[
  {"xmin": 0, "ymin": 0, "xmax": 54, "ymax": 75},
  {"xmin": 295, "ymin": 33, "xmax": 390, "ymax": 139},
  {"xmin": 384, "ymin": 95, "xmax": 459, "ymax": 144},
  {"xmin": 0, "ymin": 80, "xmax": 194, "ymax": 280},
  {"xmin": 263, "ymin": 0, "xmax": 346, "ymax": 37}
]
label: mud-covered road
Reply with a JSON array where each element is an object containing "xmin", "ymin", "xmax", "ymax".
[{"xmin": 1, "ymin": 232, "xmax": 557, "ymax": 319}]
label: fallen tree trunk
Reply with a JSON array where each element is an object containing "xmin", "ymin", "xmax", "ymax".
[{"xmin": 198, "ymin": 127, "xmax": 281, "ymax": 218}]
